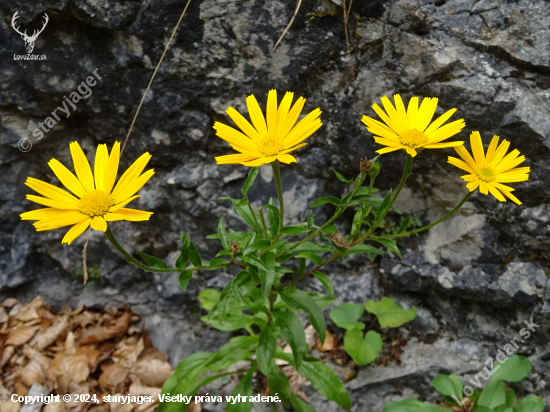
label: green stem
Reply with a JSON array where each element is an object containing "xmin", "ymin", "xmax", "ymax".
[
  {"xmin": 370, "ymin": 191, "xmax": 474, "ymax": 240},
  {"xmin": 105, "ymin": 225, "xmax": 181, "ymax": 273},
  {"xmin": 271, "ymin": 160, "xmax": 285, "ymax": 242},
  {"xmin": 244, "ymin": 193, "xmax": 264, "ymax": 238},
  {"xmin": 280, "ymin": 172, "xmax": 367, "ymax": 256},
  {"xmin": 365, "ymin": 154, "xmax": 413, "ymax": 237}
]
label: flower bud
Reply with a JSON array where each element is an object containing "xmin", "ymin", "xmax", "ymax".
[
  {"xmin": 230, "ymin": 241, "xmax": 239, "ymax": 254},
  {"xmin": 360, "ymin": 157, "xmax": 372, "ymax": 174}
]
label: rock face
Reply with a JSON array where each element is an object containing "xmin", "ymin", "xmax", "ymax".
[{"xmin": 1, "ymin": 0, "xmax": 549, "ymax": 410}]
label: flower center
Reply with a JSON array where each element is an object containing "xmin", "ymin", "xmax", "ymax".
[
  {"xmin": 78, "ymin": 190, "xmax": 114, "ymax": 217},
  {"xmin": 399, "ymin": 129, "xmax": 429, "ymax": 148},
  {"xmin": 477, "ymin": 166, "xmax": 495, "ymax": 182},
  {"xmin": 258, "ymin": 136, "xmax": 282, "ymax": 157}
]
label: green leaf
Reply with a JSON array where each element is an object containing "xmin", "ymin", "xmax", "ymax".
[
  {"xmin": 352, "ymin": 194, "xmax": 384, "ymax": 204},
  {"xmin": 472, "ymin": 407, "xmax": 497, "ymax": 412},
  {"xmin": 137, "ymin": 250, "xmax": 167, "ymax": 269},
  {"xmin": 178, "ymin": 271, "xmax": 192, "ymax": 291},
  {"xmin": 189, "ymin": 242, "xmax": 202, "ymax": 267},
  {"xmin": 207, "ymin": 258, "xmax": 231, "ymax": 269},
  {"xmin": 297, "ymin": 252, "xmax": 323, "ymax": 265},
  {"xmin": 478, "ymin": 380, "xmax": 506, "ymax": 409},
  {"xmin": 265, "ymin": 202, "xmax": 280, "ymax": 235},
  {"xmin": 259, "ymin": 252, "xmax": 275, "ymax": 303},
  {"xmin": 201, "ymin": 313, "xmax": 258, "ymax": 331},
  {"xmin": 333, "ymin": 169, "xmax": 354, "ymax": 184},
  {"xmin": 374, "ymin": 238, "xmax": 402, "ymax": 258},
  {"xmin": 514, "ymin": 396, "xmax": 544, "ymax": 412},
  {"xmin": 205, "ymin": 335, "xmax": 259, "ymax": 372},
  {"xmin": 375, "ymin": 189, "xmax": 393, "ymax": 222},
  {"xmin": 158, "ymin": 352, "xmax": 214, "ymax": 412},
  {"xmin": 257, "ymin": 325, "xmax": 278, "ymax": 376},
  {"xmin": 431, "ymin": 374, "xmax": 463, "ymax": 401},
  {"xmin": 364, "ymin": 297, "xmax": 416, "ymax": 328},
  {"xmin": 397, "ymin": 216, "xmax": 411, "ymax": 233},
  {"xmin": 218, "ymin": 218, "xmax": 230, "ymax": 251},
  {"xmin": 344, "ymin": 329, "xmax": 382, "ymax": 365},
  {"xmin": 273, "ymin": 311, "xmax": 308, "ymax": 370},
  {"xmin": 329, "ymin": 303, "xmax": 365, "ymax": 330},
  {"xmin": 311, "ymin": 197, "xmax": 342, "ymax": 208},
  {"xmin": 283, "ymin": 225, "xmax": 309, "ymax": 236},
  {"xmin": 494, "ymin": 406, "xmax": 512, "ymax": 412},
  {"xmin": 313, "ymin": 271, "xmax": 334, "ymax": 296},
  {"xmin": 297, "ymin": 358, "xmax": 351, "ymax": 410},
  {"xmin": 504, "ymin": 389, "xmax": 515, "ymax": 407},
  {"xmin": 226, "ymin": 368, "xmax": 254, "ymax": 412},
  {"xmin": 176, "ymin": 233, "xmax": 191, "ymax": 269},
  {"xmin": 381, "ymin": 399, "xmax": 450, "ymax": 412},
  {"xmin": 247, "ymin": 240, "xmax": 272, "ymax": 252},
  {"xmin": 241, "ymin": 254, "xmax": 269, "ymax": 272},
  {"xmin": 292, "ymin": 242, "xmax": 333, "ymax": 254},
  {"xmin": 290, "ymin": 394, "xmax": 316, "ymax": 412},
  {"xmin": 488, "ymin": 355, "xmax": 532, "ymax": 383},
  {"xmin": 320, "ymin": 225, "xmax": 338, "ymax": 234},
  {"xmin": 268, "ymin": 368, "xmax": 292, "ymax": 409},
  {"xmin": 279, "ymin": 289, "xmax": 326, "ymax": 345},
  {"xmin": 342, "ymin": 244, "xmax": 383, "ymax": 256},
  {"xmin": 307, "ymin": 211, "xmax": 314, "ymax": 229},
  {"xmin": 242, "ymin": 167, "xmax": 259, "ymax": 195},
  {"xmin": 198, "ymin": 289, "xmax": 221, "ymax": 311}
]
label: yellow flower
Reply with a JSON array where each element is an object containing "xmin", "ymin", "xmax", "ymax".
[
  {"xmin": 214, "ymin": 89, "xmax": 322, "ymax": 166},
  {"xmin": 448, "ymin": 132, "xmax": 529, "ymax": 205},
  {"xmin": 361, "ymin": 94, "xmax": 465, "ymax": 157},
  {"xmin": 20, "ymin": 141, "xmax": 154, "ymax": 244}
]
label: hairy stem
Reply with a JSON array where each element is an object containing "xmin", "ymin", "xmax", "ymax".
[
  {"xmin": 370, "ymin": 191, "xmax": 474, "ymax": 240},
  {"xmin": 271, "ymin": 160, "xmax": 285, "ymax": 242}
]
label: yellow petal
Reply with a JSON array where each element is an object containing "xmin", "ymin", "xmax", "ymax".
[
  {"xmin": 372, "ymin": 103, "xmax": 401, "ymax": 134},
  {"xmin": 424, "ymin": 108, "xmax": 458, "ymax": 136},
  {"xmin": 394, "ymin": 94, "xmax": 409, "ymax": 130},
  {"xmin": 25, "ymin": 177, "xmax": 79, "ymax": 205},
  {"xmin": 376, "ymin": 146, "xmax": 403, "ymax": 154},
  {"xmin": 21, "ymin": 208, "xmax": 70, "ymax": 221},
  {"xmin": 416, "ymin": 97, "xmax": 438, "ymax": 132},
  {"xmin": 245, "ymin": 95, "xmax": 268, "ymax": 137},
  {"xmin": 279, "ymin": 97, "xmax": 306, "ymax": 138},
  {"xmin": 34, "ymin": 211, "xmax": 87, "ymax": 230},
  {"xmin": 276, "ymin": 92, "xmax": 294, "ymax": 135},
  {"xmin": 277, "ymin": 154, "xmax": 297, "ymax": 164},
  {"xmin": 266, "ymin": 89, "xmax": 278, "ymax": 135},
  {"xmin": 487, "ymin": 184, "xmax": 506, "ymax": 202},
  {"xmin": 215, "ymin": 153, "xmax": 260, "ymax": 165},
  {"xmin": 214, "ymin": 122, "xmax": 260, "ymax": 155},
  {"xmin": 470, "ymin": 131, "xmax": 486, "ymax": 165},
  {"xmin": 485, "ymin": 135, "xmax": 500, "ymax": 163},
  {"xmin": 111, "ymin": 208, "xmax": 153, "ymax": 222},
  {"xmin": 62, "ymin": 218, "xmax": 91, "ymax": 244},
  {"xmin": 70, "ymin": 141, "xmax": 95, "ymax": 192},
  {"xmin": 362, "ymin": 116, "xmax": 401, "ymax": 141},
  {"xmin": 114, "ymin": 169, "xmax": 155, "ymax": 204},
  {"xmin": 454, "ymin": 146, "xmax": 477, "ymax": 170},
  {"xmin": 110, "ymin": 195, "xmax": 140, "ymax": 212},
  {"xmin": 448, "ymin": 156, "xmax": 475, "ymax": 174},
  {"xmin": 111, "ymin": 152, "xmax": 151, "ymax": 199},
  {"xmin": 94, "ymin": 144, "xmax": 109, "ymax": 191},
  {"xmin": 425, "ymin": 119, "xmax": 465, "ymax": 144},
  {"xmin": 424, "ymin": 141, "xmax": 464, "ymax": 149},
  {"xmin": 48, "ymin": 159, "xmax": 86, "ymax": 198},
  {"xmin": 26, "ymin": 194, "xmax": 78, "ymax": 210},
  {"xmin": 243, "ymin": 156, "xmax": 276, "ymax": 167},
  {"xmin": 406, "ymin": 97, "xmax": 419, "ymax": 130},
  {"xmin": 91, "ymin": 216, "xmax": 107, "ymax": 231},
  {"xmin": 381, "ymin": 96, "xmax": 405, "ymax": 132},
  {"xmin": 283, "ymin": 108, "xmax": 322, "ymax": 148},
  {"xmin": 227, "ymin": 106, "xmax": 263, "ymax": 142},
  {"xmin": 104, "ymin": 141, "xmax": 120, "ymax": 194}
]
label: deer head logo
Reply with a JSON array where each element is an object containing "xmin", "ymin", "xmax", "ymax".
[{"xmin": 11, "ymin": 11, "xmax": 49, "ymax": 54}]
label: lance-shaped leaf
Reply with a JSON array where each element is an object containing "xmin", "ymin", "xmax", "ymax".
[
  {"xmin": 257, "ymin": 325, "xmax": 278, "ymax": 376},
  {"xmin": 279, "ymin": 289, "xmax": 326, "ymax": 345},
  {"xmin": 273, "ymin": 311, "xmax": 308, "ymax": 369},
  {"xmin": 137, "ymin": 250, "xmax": 167, "ymax": 269},
  {"xmin": 242, "ymin": 167, "xmax": 259, "ymax": 195}
]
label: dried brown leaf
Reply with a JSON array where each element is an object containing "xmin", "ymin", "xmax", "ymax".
[
  {"xmin": 61, "ymin": 353, "xmax": 90, "ymax": 383},
  {"xmin": 20, "ymin": 359, "xmax": 46, "ymax": 386},
  {"xmin": 112, "ymin": 337, "xmax": 144, "ymax": 368},
  {"xmin": 131, "ymin": 358, "xmax": 173, "ymax": 388},
  {"xmin": 14, "ymin": 382, "xmax": 29, "ymax": 397},
  {"xmin": 98, "ymin": 364, "xmax": 129, "ymax": 389},
  {"xmin": 0, "ymin": 399, "xmax": 21, "ymax": 412},
  {"xmin": 31, "ymin": 316, "xmax": 69, "ymax": 351},
  {"xmin": 80, "ymin": 313, "xmax": 131, "ymax": 345},
  {"xmin": 43, "ymin": 400, "xmax": 67, "ymax": 412},
  {"xmin": 0, "ymin": 307, "xmax": 8, "ymax": 324},
  {"xmin": 2, "ymin": 299, "xmax": 19, "ymax": 308},
  {"xmin": 315, "ymin": 330, "xmax": 334, "ymax": 352},
  {"xmin": 5, "ymin": 326, "xmax": 41, "ymax": 346},
  {"xmin": 1, "ymin": 345, "xmax": 14, "ymax": 367}
]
